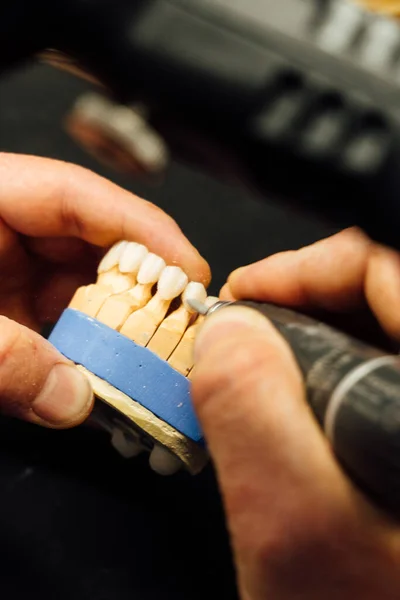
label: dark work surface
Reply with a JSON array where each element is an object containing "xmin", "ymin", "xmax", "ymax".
[{"xmin": 0, "ymin": 63, "xmax": 334, "ymax": 600}]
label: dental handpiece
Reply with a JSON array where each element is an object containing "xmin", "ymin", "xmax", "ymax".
[{"xmin": 189, "ymin": 299, "xmax": 400, "ymax": 515}]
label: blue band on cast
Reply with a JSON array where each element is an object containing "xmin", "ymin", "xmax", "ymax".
[{"xmin": 48, "ymin": 308, "xmax": 203, "ymax": 443}]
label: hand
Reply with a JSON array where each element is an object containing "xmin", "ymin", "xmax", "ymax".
[
  {"xmin": 0, "ymin": 152, "xmax": 209, "ymax": 429},
  {"xmin": 191, "ymin": 228, "xmax": 400, "ymax": 600}
]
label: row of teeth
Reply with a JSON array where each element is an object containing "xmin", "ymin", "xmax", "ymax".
[
  {"xmin": 69, "ymin": 241, "xmax": 216, "ymax": 476},
  {"xmin": 97, "ymin": 240, "xmax": 207, "ymax": 309}
]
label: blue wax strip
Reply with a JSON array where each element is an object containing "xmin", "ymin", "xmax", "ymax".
[{"xmin": 48, "ymin": 309, "xmax": 203, "ymax": 443}]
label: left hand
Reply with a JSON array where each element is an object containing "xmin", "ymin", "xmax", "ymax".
[{"xmin": 0, "ymin": 152, "xmax": 210, "ymax": 428}]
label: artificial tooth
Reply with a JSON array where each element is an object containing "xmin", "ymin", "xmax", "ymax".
[
  {"xmin": 157, "ymin": 267, "xmax": 189, "ymax": 301},
  {"xmin": 97, "ymin": 240, "xmax": 128, "ymax": 273},
  {"xmin": 168, "ymin": 296, "xmax": 219, "ymax": 376},
  {"xmin": 182, "ymin": 282, "xmax": 207, "ymax": 310},
  {"xmin": 111, "ymin": 429, "xmax": 143, "ymax": 459},
  {"xmin": 119, "ymin": 266, "xmax": 188, "ymax": 346},
  {"xmin": 119, "ymin": 242, "xmax": 148, "ymax": 275},
  {"xmin": 137, "ymin": 253, "xmax": 166, "ymax": 284},
  {"xmin": 96, "ymin": 253, "xmax": 165, "ymax": 330},
  {"xmin": 149, "ymin": 444, "xmax": 182, "ymax": 476},
  {"xmin": 70, "ymin": 240, "xmax": 132, "ymax": 316},
  {"xmin": 147, "ymin": 281, "xmax": 207, "ymax": 360}
]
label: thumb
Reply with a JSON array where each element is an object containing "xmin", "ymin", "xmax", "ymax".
[
  {"xmin": 0, "ymin": 316, "xmax": 93, "ymax": 427},
  {"xmin": 191, "ymin": 307, "xmax": 360, "ymax": 592}
]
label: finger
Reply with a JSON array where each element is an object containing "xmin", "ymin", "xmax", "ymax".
[
  {"xmin": 192, "ymin": 308, "xmax": 400, "ymax": 599},
  {"xmin": 227, "ymin": 228, "xmax": 371, "ymax": 312},
  {"xmin": 0, "ymin": 153, "xmax": 210, "ymax": 284},
  {"xmin": 0, "ymin": 317, "xmax": 93, "ymax": 427},
  {"xmin": 366, "ymin": 245, "xmax": 400, "ymax": 341},
  {"xmin": 25, "ymin": 237, "xmax": 101, "ymax": 264},
  {"xmin": 192, "ymin": 307, "xmax": 355, "ymax": 541},
  {"xmin": 219, "ymin": 283, "xmax": 236, "ymax": 301},
  {"xmin": 0, "ymin": 218, "xmax": 31, "ymax": 288}
]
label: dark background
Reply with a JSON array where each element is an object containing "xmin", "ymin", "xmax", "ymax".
[{"xmin": 0, "ymin": 63, "xmax": 332, "ymax": 600}]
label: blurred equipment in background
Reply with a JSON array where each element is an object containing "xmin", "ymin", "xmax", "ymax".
[
  {"xmin": 65, "ymin": 93, "xmax": 169, "ymax": 177},
  {"xmin": 20, "ymin": 0, "xmax": 400, "ymax": 251}
]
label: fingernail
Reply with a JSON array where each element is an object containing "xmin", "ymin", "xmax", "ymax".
[
  {"xmin": 194, "ymin": 306, "xmax": 274, "ymax": 361},
  {"xmin": 33, "ymin": 364, "xmax": 94, "ymax": 427}
]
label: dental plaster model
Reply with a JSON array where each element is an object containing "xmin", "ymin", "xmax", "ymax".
[{"xmin": 49, "ymin": 242, "xmax": 217, "ymax": 476}]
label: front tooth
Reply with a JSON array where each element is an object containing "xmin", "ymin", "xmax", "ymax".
[
  {"xmin": 119, "ymin": 265, "xmax": 186, "ymax": 346},
  {"xmin": 182, "ymin": 282, "xmax": 207, "ymax": 311},
  {"xmin": 137, "ymin": 253, "xmax": 166, "ymax": 285},
  {"xmin": 119, "ymin": 242, "xmax": 148, "ymax": 274},
  {"xmin": 157, "ymin": 267, "xmax": 188, "ymax": 301},
  {"xmin": 97, "ymin": 241, "xmax": 128, "ymax": 273}
]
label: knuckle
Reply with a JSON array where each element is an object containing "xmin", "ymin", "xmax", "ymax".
[
  {"xmin": 144, "ymin": 201, "xmax": 184, "ymax": 233},
  {"xmin": 148, "ymin": 202, "xmax": 182, "ymax": 231},
  {"xmin": 144, "ymin": 199, "xmax": 167, "ymax": 216},
  {"xmin": 58, "ymin": 166, "xmax": 87, "ymax": 238}
]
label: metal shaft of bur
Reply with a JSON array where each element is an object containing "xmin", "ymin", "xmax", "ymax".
[{"xmin": 186, "ymin": 299, "xmax": 233, "ymax": 316}]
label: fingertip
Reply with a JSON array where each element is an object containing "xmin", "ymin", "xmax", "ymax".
[
  {"xmin": 228, "ymin": 230, "xmax": 372, "ymax": 312},
  {"xmin": 219, "ymin": 283, "xmax": 236, "ymax": 300},
  {"xmin": 227, "ymin": 262, "xmax": 273, "ymax": 301},
  {"xmin": 227, "ymin": 265, "xmax": 248, "ymax": 289},
  {"xmin": 194, "ymin": 305, "xmax": 287, "ymax": 362},
  {"xmin": 227, "ymin": 254, "xmax": 303, "ymax": 304},
  {"xmin": 32, "ymin": 363, "xmax": 94, "ymax": 428},
  {"xmin": 191, "ymin": 254, "xmax": 212, "ymax": 287},
  {"xmin": 366, "ymin": 245, "xmax": 400, "ymax": 340},
  {"xmin": 173, "ymin": 248, "xmax": 210, "ymax": 287}
]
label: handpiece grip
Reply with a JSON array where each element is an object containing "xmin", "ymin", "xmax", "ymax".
[{"xmin": 230, "ymin": 301, "xmax": 400, "ymax": 515}]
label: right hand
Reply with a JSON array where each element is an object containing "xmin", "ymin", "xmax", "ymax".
[{"xmin": 191, "ymin": 228, "xmax": 400, "ymax": 600}]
